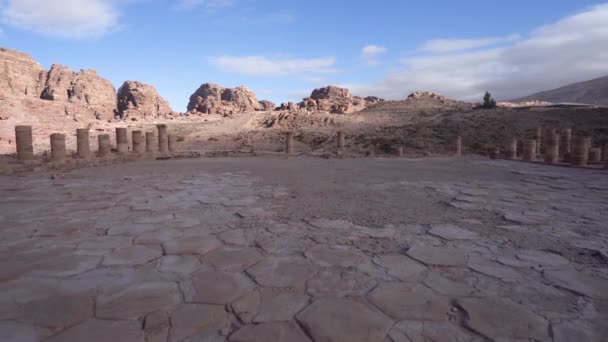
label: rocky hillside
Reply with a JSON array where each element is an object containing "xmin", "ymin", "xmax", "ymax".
[
  {"xmin": 187, "ymin": 83, "xmax": 275, "ymax": 116},
  {"xmin": 278, "ymin": 86, "xmax": 384, "ymax": 114},
  {"xmin": 513, "ymin": 75, "xmax": 608, "ymax": 105},
  {"xmin": 0, "ymin": 47, "xmax": 174, "ymax": 122}
]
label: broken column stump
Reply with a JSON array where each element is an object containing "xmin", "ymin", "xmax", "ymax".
[
  {"xmin": 506, "ymin": 138, "xmax": 517, "ymax": 160},
  {"xmin": 98, "ymin": 134, "xmax": 111, "ymax": 157},
  {"xmin": 76, "ymin": 129, "xmax": 90, "ymax": 159},
  {"xmin": 116, "ymin": 128, "xmax": 129, "ymax": 154},
  {"xmin": 132, "ymin": 131, "xmax": 144, "ymax": 154},
  {"xmin": 285, "ymin": 132, "xmax": 294, "ymax": 155},
  {"xmin": 157, "ymin": 124, "xmax": 169, "ymax": 156},
  {"xmin": 455, "ymin": 136, "xmax": 462, "ymax": 156},
  {"xmin": 544, "ymin": 131, "xmax": 559, "ymax": 164},
  {"xmin": 146, "ymin": 132, "xmax": 156, "ymax": 153},
  {"xmin": 337, "ymin": 131, "xmax": 345, "ymax": 157},
  {"xmin": 50, "ymin": 133, "xmax": 66, "ymax": 162},
  {"xmin": 15, "ymin": 125, "xmax": 34, "ymax": 163},
  {"xmin": 523, "ymin": 139, "xmax": 537, "ymax": 161},
  {"xmin": 571, "ymin": 137, "xmax": 591, "ymax": 167}
]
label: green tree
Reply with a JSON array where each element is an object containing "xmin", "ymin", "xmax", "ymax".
[{"xmin": 483, "ymin": 91, "xmax": 497, "ymax": 108}]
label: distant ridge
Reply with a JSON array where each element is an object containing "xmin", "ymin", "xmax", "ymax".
[{"xmin": 513, "ymin": 75, "xmax": 608, "ymax": 105}]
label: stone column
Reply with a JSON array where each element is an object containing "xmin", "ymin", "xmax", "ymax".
[
  {"xmin": 132, "ymin": 131, "xmax": 144, "ymax": 154},
  {"xmin": 15, "ymin": 125, "xmax": 34, "ymax": 162},
  {"xmin": 285, "ymin": 132, "xmax": 294, "ymax": 155},
  {"xmin": 455, "ymin": 136, "xmax": 462, "ymax": 156},
  {"xmin": 506, "ymin": 138, "xmax": 517, "ymax": 160},
  {"xmin": 98, "ymin": 134, "xmax": 111, "ymax": 157},
  {"xmin": 523, "ymin": 140, "xmax": 537, "ymax": 161},
  {"xmin": 50, "ymin": 133, "xmax": 66, "ymax": 162},
  {"xmin": 76, "ymin": 129, "xmax": 90, "ymax": 159},
  {"xmin": 589, "ymin": 148, "xmax": 602, "ymax": 163},
  {"xmin": 116, "ymin": 128, "xmax": 128, "ymax": 154},
  {"xmin": 168, "ymin": 134, "xmax": 176, "ymax": 153},
  {"xmin": 146, "ymin": 132, "xmax": 156, "ymax": 153},
  {"xmin": 602, "ymin": 143, "xmax": 608, "ymax": 162},
  {"xmin": 534, "ymin": 127, "xmax": 542, "ymax": 158},
  {"xmin": 337, "ymin": 131, "xmax": 345, "ymax": 156},
  {"xmin": 560, "ymin": 128, "xmax": 571, "ymax": 160},
  {"xmin": 157, "ymin": 124, "xmax": 169, "ymax": 155},
  {"xmin": 396, "ymin": 146, "xmax": 404, "ymax": 157},
  {"xmin": 544, "ymin": 131, "xmax": 559, "ymax": 164},
  {"xmin": 571, "ymin": 137, "xmax": 590, "ymax": 166}
]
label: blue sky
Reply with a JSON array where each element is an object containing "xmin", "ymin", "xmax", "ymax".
[{"xmin": 1, "ymin": 0, "xmax": 608, "ymax": 111}]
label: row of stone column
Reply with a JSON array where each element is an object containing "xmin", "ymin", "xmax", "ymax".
[
  {"xmin": 283, "ymin": 131, "xmax": 464, "ymax": 158},
  {"xmin": 496, "ymin": 127, "xmax": 607, "ymax": 168},
  {"xmin": 14, "ymin": 124, "xmax": 175, "ymax": 163}
]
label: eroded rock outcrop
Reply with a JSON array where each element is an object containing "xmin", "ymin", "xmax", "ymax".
[
  {"xmin": 0, "ymin": 48, "xmax": 46, "ymax": 99},
  {"xmin": 117, "ymin": 81, "xmax": 173, "ymax": 118},
  {"xmin": 187, "ymin": 83, "xmax": 274, "ymax": 115},
  {"xmin": 295, "ymin": 86, "xmax": 384, "ymax": 114}
]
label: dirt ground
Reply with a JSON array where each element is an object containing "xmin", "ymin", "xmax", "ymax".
[{"xmin": 1, "ymin": 156, "xmax": 607, "ymax": 341}]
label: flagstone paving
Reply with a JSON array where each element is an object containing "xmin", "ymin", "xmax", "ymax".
[{"xmin": 0, "ymin": 156, "xmax": 607, "ymax": 341}]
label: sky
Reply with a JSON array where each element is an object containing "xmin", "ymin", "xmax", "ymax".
[{"xmin": 1, "ymin": 0, "xmax": 608, "ymax": 111}]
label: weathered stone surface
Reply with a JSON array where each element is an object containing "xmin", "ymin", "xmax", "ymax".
[
  {"xmin": 429, "ymin": 224, "xmax": 479, "ymax": 240},
  {"xmin": 296, "ymin": 298, "xmax": 393, "ymax": 342},
  {"xmin": 45, "ymin": 319, "xmax": 144, "ymax": 342},
  {"xmin": 0, "ymin": 47, "xmax": 46, "ymax": 99},
  {"xmin": 304, "ymin": 245, "xmax": 366, "ymax": 268},
  {"xmin": 457, "ymin": 297, "xmax": 550, "ymax": 341},
  {"xmin": 306, "ymin": 269, "xmax": 377, "ymax": 297},
  {"xmin": 76, "ymin": 236, "xmax": 133, "ymax": 256},
  {"xmin": 19, "ymin": 292, "xmax": 93, "ymax": 331},
  {"xmin": 407, "ymin": 246, "xmax": 468, "ymax": 267},
  {"xmin": 388, "ymin": 320, "xmax": 482, "ymax": 342},
  {"xmin": 543, "ymin": 269, "xmax": 608, "ymax": 299},
  {"xmin": 158, "ymin": 255, "xmax": 203, "ymax": 276},
  {"xmin": 117, "ymin": 81, "xmax": 173, "ymax": 118},
  {"xmin": 0, "ymin": 321, "xmax": 51, "ymax": 342},
  {"xmin": 28, "ymin": 254, "xmax": 101, "ymax": 278},
  {"xmin": 468, "ymin": 259, "xmax": 522, "ymax": 283},
  {"xmin": 202, "ymin": 246, "xmax": 263, "ymax": 272},
  {"xmin": 232, "ymin": 287, "xmax": 310, "ymax": 323},
  {"xmin": 552, "ymin": 320, "xmax": 606, "ymax": 342},
  {"xmin": 96, "ymin": 281, "xmax": 181, "ymax": 319},
  {"xmin": 169, "ymin": 304, "xmax": 231, "ymax": 341},
  {"xmin": 423, "ymin": 271, "xmax": 476, "ymax": 297},
  {"xmin": 516, "ymin": 250, "xmax": 569, "ymax": 268},
  {"xmin": 162, "ymin": 236, "xmax": 223, "ymax": 255},
  {"xmin": 181, "ymin": 270, "xmax": 254, "ymax": 304},
  {"xmin": 103, "ymin": 245, "xmax": 161, "ymax": 266},
  {"xmin": 372, "ymin": 254, "xmax": 427, "ymax": 281},
  {"xmin": 229, "ymin": 322, "xmax": 311, "ymax": 342},
  {"xmin": 246, "ymin": 256, "xmax": 316, "ymax": 288},
  {"xmin": 368, "ymin": 283, "xmax": 451, "ymax": 321}
]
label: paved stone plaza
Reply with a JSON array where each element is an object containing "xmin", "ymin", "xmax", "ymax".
[{"xmin": 0, "ymin": 157, "xmax": 607, "ymax": 341}]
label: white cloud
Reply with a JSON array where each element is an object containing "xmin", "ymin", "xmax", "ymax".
[
  {"xmin": 420, "ymin": 34, "xmax": 521, "ymax": 53},
  {"xmin": 174, "ymin": 0, "xmax": 235, "ymax": 11},
  {"xmin": 208, "ymin": 55, "xmax": 338, "ymax": 76},
  {"xmin": 361, "ymin": 45, "xmax": 387, "ymax": 65},
  {"xmin": 350, "ymin": 4, "xmax": 608, "ymax": 101},
  {"xmin": 0, "ymin": 0, "xmax": 120, "ymax": 39}
]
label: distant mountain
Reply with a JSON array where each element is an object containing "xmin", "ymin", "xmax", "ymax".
[{"xmin": 513, "ymin": 75, "xmax": 608, "ymax": 105}]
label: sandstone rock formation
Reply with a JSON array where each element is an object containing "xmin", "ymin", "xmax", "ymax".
[
  {"xmin": 117, "ymin": 81, "xmax": 173, "ymax": 118},
  {"xmin": 187, "ymin": 83, "xmax": 274, "ymax": 115},
  {"xmin": 295, "ymin": 86, "xmax": 383, "ymax": 114},
  {"xmin": 0, "ymin": 47, "xmax": 46, "ymax": 99},
  {"xmin": 0, "ymin": 48, "xmax": 117, "ymax": 121}
]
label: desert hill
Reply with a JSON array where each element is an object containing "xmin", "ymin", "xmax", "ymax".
[{"xmin": 513, "ymin": 75, "xmax": 608, "ymax": 105}]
